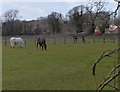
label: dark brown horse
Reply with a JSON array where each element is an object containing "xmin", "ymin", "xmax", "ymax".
[{"xmin": 36, "ymin": 37, "xmax": 47, "ymax": 50}]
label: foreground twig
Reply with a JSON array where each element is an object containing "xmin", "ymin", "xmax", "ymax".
[
  {"xmin": 92, "ymin": 47, "xmax": 120, "ymax": 77},
  {"xmin": 103, "ymin": 1, "xmax": 120, "ymax": 18},
  {"xmin": 107, "ymin": 84, "xmax": 119, "ymax": 91},
  {"xmin": 92, "ymin": 47, "xmax": 120, "ymax": 91},
  {"xmin": 108, "ymin": 64, "xmax": 120, "ymax": 76},
  {"xmin": 98, "ymin": 71, "xmax": 120, "ymax": 92},
  {"xmin": 97, "ymin": 65, "xmax": 120, "ymax": 91}
]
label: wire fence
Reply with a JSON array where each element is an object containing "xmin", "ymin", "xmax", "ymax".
[{"xmin": 2, "ymin": 34, "xmax": 119, "ymax": 47}]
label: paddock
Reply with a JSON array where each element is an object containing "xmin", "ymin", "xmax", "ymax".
[{"xmin": 2, "ymin": 36, "xmax": 119, "ymax": 90}]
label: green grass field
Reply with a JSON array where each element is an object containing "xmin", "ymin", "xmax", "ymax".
[{"xmin": 2, "ymin": 39, "xmax": 118, "ymax": 90}]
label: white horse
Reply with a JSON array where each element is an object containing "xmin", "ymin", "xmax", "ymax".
[{"xmin": 10, "ymin": 37, "xmax": 25, "ymax": 48}]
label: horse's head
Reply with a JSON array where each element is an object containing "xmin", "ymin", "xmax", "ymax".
[{"xmin": 20, "ymin": 42, "xmax": 25, "ymax": 48}]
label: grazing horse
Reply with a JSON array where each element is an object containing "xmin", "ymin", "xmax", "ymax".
[
  {"xmin": 73, "ymin": 35, "xmax": 78, "ymax": 43},
  {"xmin": 10, "ymin": 37, "xmax": 24, "ymax": 48},
  {"xmin": 36, "ymin": 37, "xmax": 47, "ymax": 50}
]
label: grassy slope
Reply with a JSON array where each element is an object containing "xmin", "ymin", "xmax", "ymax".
[{"xmin": 2, "ymin": 41, "xmax": 118, "ymax": 90}]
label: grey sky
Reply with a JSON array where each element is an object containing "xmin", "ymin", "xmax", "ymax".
[{"xmin": 0, "ymin": 0, "xmax": 119, "ymax": 21}]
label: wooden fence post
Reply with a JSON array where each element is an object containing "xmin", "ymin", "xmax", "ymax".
[
  {"xmin": 103, "ymin": 38, "xmax": 105, "ymax": 43},
  {"xmin": 53, "ymin": 35, "xmax": 56, "ymax": 44},
  {"xmin": 82, "ymin": 35, "xmax": 85, "ymax": 43},
  {"xmin": 93, "ymin": 36, "xmax": 96, "ymax": 43},
  {"xmin": 73, "ymin": 38, "xmax": 75, "ymax": 44},
  {"xmin": 34, "ymin": 38, "xmax": 36, "ymax": 45},
  {"xmin": 5, "ymin": 37, "xmax": 7, "ymax": 46},
  {"xmin": 113, "ymin": 38, "xmax": 115, "ymax": 43},
  {"xmin": 64, "ymin": 36, "xmax": 67, "ymax": 44},
  {"xmin": 54, "ymin": 38, "xmax": 56, "ymax": 44},
  {"xmin": 25, "ymin": 39, "xmax": 26, "ymax": 46}
]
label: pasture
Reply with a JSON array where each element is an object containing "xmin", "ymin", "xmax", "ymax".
[{"xmin": 2, "ymin": 38, "xmax": 118, "ymax": 90}]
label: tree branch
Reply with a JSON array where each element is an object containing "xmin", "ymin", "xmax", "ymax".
[
  {"xmin": 92, "ymin": 47, "xmax": 120, "ymax": 77},
  {"xmin": 97, "ymin": 64, "xmax": 120, "ymax": 90},
  {"xmin": 97, "ymin": 71, "xmax": 120, "ymax": 92}
]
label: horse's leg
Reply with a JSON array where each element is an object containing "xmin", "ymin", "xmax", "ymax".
[
  {"xmin": 44, "ymin": 44, "xmax": 47, "ymax": 50},
  {"xmin": 75, "ymin": 39, "xmax": 77, "ymax": 43},
  {"xmin": 41, "ymin": 44, "xmax": 44, "ymax": 50},
  {"xmin": 43, "ymin": 39, "xmax": 47, "ymax": 50},
  {"xmin": 18, "ymin": 43, "xmax": 21, "ymax": 48},
  {"xmin": 10, "ymin": 42, "xmax": 15, "ymax": 48},
  {"xmin": 38, "ymin": 43, "xmax": 42, "ymax": 50},
  {"xmin": 13, "ymin": 43, "xmax": 15, "ymax": 48},
  {"xmin": 36, "ymin": 42, "xmax": 39, "ymax": 50},
  {"xmin": 19, "ymin": 42, "xmax": 23, "ymax": 48}
]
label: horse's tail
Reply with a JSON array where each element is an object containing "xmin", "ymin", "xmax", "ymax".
[
  {"xmin": 43, "ymin": 39, "xmax": 47, "ymax": 50},
  {"xmin": 42, "ymin": 39, "xmax": 46, "ymax": 44}
]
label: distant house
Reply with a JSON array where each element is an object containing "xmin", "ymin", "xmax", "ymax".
[
  {"xmin": 113, "ymin": 26, "xmax": 120, "ymax": 34},
  {"xmin": 94, "ymin": 26, "xmax": 101, "ymax": 35},
  {"xmin": 104, "ymin": 28, "xmax": 111, "ymax": 34},
  {"xmin": 94, "ymin": 31, "xmax": 101, "ymax": 34},
  {"xmin": 104, "ymin": 25, "xmax": 120, "ymax": 34}
]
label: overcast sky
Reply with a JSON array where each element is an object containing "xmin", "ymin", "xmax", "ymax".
[{"xmin": 0, "ymin": 0, "xmax": 119, "ymax": 21}]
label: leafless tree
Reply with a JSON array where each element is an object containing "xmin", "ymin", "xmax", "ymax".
[
  {"xmin": 86, "ymin": 0, "xmax": 109, "ymax": 34},
  {"xmin": 2, "ymin": 9, "xmax": 22, "ymax": 36},
  {"xmin": 67, "ymin": 5, "xmax": 87, "ymax": 33},
  {"xmin": 3, "ymin": 9, "xmax": 21, "ymax": 22},
  {"xmin": 47, "ymin": 12, "xmax": 63, "ymax": 33}
]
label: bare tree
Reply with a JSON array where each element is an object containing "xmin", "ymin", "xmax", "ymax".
[
  {"xmin": 37, "ymin": 16, "xmax": 49, "ymax": 33},
  {"xmin": 47, "ymin": 12, "xmax": 63, "ymax": 33},
  {"xmin": 67, "ymin": 5, "xmax": 86, "ymax": 33},
  {"xmin": 113, "ymin": 18, "xmax": 120, "ymax": 26},
  {"xmin": 86, "ymin": 0, "xmax": 109, "ymax": 34},
  {"xmin": 3, "ymin": 9, "xmax": 21, "ymax": 22},
  {"xmin": 2, "ymin": 9, "xmax": 22, "ymax": 36},
  {"xmin": 108, "ymin": 0, "xmax": 120, "ymax": 17}
]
